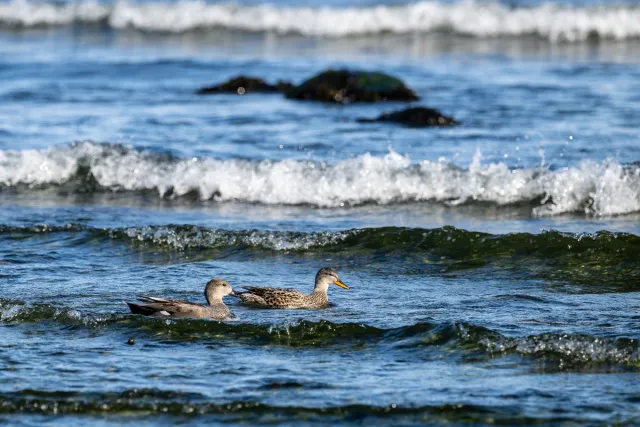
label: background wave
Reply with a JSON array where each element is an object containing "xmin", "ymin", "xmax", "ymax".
[
  {"xmin": 2, "ymin": 142, "xmax": 639, "ymax": 216},
  {"xmin": 2, "ymin": 0, "xmax": 640, "ymax": 41},
  {"xmin": 3, "ymin": 224, "xmax": 639, "ymax": 288}
]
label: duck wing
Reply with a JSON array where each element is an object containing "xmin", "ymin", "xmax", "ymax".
[
  {"xmin": 127, "ymin": 296, "xmax": 207, "ymax": 318},
  {"xmin": 241, "ymin": 286, "xmax": 300, "ymax": 296},
  {"xmin": 137, "ymin": 295, "xmax": 194, "ymax": 305},
  {"xmin": 239, "ymin": 286, "xmax": 306, "ymax": 307}
]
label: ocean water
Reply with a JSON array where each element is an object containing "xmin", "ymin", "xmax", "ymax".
[{"xmin": 1, "ymin": 0, "xmax": 640, "ymax": 425}]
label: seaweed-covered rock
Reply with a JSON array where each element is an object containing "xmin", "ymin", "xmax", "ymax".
[
  {"xmin": 358, "ymin": 107, "xmax": 458, "ymax": 127},
  {"xmin": 196, "ymin": 76, "xmax": 293, "ymax": 95},
  {"xmin": 286, "ymin": 69, "xmax": 419, "ymax": 103}
]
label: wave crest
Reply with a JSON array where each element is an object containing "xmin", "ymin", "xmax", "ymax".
[
  {"xmin": 1, "ymin": 301, "xmax": 638, "ymax": 367},
  {"xmin": 2, "ymin": 0, "xmax": 640, "ymax": 41},
  {"xmin": 2, "ymin": 142, "xmax": 640, "ymax": 216},
  {"xmin": 458, "ymin": 323, "xmax": 640, "ymax": 366},
  {"xmin": 108, "ymin": 225, "xmax": 352, "ymax": 251},
  {"xmin": 2, "ymin": 225, "xmax": 639, "ymax": 288}
]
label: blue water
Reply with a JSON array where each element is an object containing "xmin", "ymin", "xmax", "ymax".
[{"xmin": 1, "ymin": 0, "xmax": 640, "ymax": 425}]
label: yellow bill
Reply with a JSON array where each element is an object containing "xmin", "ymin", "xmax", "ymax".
[{"xmin": 333, "ymin": 280, "xmax": 349, "ymax": 290}]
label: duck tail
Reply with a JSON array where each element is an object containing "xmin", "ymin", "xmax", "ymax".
[
  {"xmin": 125, "ymin": 301, "xmax": 156, "ymax": 316},
  {"xmin": 229, "ymin": 289, "xmax": 249, "ymax": 298}
]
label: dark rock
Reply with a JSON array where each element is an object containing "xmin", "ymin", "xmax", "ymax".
[
  {"xmin": 274, "ymin": 81, "xmax": 295, "ymax": 93},
  {"xmin": 358, "ymin": 107, "xmax": 458, "ymax": 127},
  {"xmin": 196, "ymin": 76, "xmax": 293, "ymax": 95},
  {"xmin": 127, "ymin": 338, "xmax": 135, "ymax": 345},
  {"xmin": 285, "ymin": 69, "xmax": 419, "ymax": 104}
]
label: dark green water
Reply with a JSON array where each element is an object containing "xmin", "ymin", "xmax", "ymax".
[{"xmin": 1, "ymin": 221, "xmax": 639, "ymax": 426}]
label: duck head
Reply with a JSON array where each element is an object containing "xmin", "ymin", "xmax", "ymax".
[
  {"xmin": 205, "ymin": 278, "xmax": 236, "ymax": 304},
  {"xmin": 313, "ymin": 267, "xmax": 349, "ymax": 293}
]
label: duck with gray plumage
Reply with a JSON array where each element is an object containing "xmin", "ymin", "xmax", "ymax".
[
  {"xmin": 125, "ymin": 278, "xmax": 237, "ymax": 320},
  {"xmin": 233, "ymin": 267, "xmax": 349, "ymax": 309}
]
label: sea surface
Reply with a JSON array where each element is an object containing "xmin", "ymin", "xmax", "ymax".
[{"xmin": 1, "ymin": 0, "xmax": 640, "ymax": 425}]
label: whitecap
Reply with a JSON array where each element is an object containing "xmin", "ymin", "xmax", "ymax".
[
  {"xmin": 1, "ymin": 0, "xmax": 640, "ymax": 42},
  {"xmin": 1, "ymin": 142, "xmax": 639, "ymax": 216}
]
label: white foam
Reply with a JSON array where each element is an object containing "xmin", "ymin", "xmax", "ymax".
[
  {"xmin": 0, "ymin": 0, "xmax": 110, "ymax": 27},
  {"xmin": 115, "ymin": 225, "xmax": 351, "ymax": 250},
  {"xmin": 1, "ymin": 0, "xmax": 640, "ymax": 41},
  {"xmin": 1, "ymin": 142, "xmax": 639, "ymax": 216}
]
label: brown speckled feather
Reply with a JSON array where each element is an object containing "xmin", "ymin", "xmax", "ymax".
[
  {"xmin": 238, "ymin": 286, "xmax": 328, "ymax": 308},
  {"xmin": 234, "ymin": 268, "xmax": 347, "ymax": 309}
]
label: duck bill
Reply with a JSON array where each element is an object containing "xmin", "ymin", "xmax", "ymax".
[
  {"xmin": 229, "ymin": 290, "xmax": 239, "ymax": 297},
  {"xmin": 333, "ymin": 280, "xmax": 349, "ymax": 290}
]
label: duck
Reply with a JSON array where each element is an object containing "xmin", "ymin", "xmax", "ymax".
[
  {"xmin": 234, "ymin": 267, "xmax": 348, "ymax": 309},
  {"xmin": 125, "ymin": 278, "xmax": 236, "ymax": 320}
]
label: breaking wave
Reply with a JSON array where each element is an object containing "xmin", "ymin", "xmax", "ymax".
[
  {"xmin": 1, "ymin": 300, "xmax": 638, "ymax": 367},
  {"xmin": 2, "ymin": 142, "xmax": 640, "ymax": 216},
  {"xmin": 1, "ymin": 0, "xmax": 640, "ymax": 41}
]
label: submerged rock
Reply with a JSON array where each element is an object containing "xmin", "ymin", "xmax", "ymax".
[
  {"xmin": 358, "ymin": 107, "xmax": 458, "ymax": 127},
  {"xmin": 196, "ymin": 76, "xmax": 293, "ymax": 95},
  {"xmin": 285, "ymin": 69, "xmax": 419, "ymax": 103}
]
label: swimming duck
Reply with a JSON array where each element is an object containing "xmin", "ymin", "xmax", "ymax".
[
  {"xmin": 125, "ymin": 278, "xmax": 236, "ymax": 320},
  {"xmin": 234, "ymin": 267, "xmax": 349, "ymax": 309}
]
